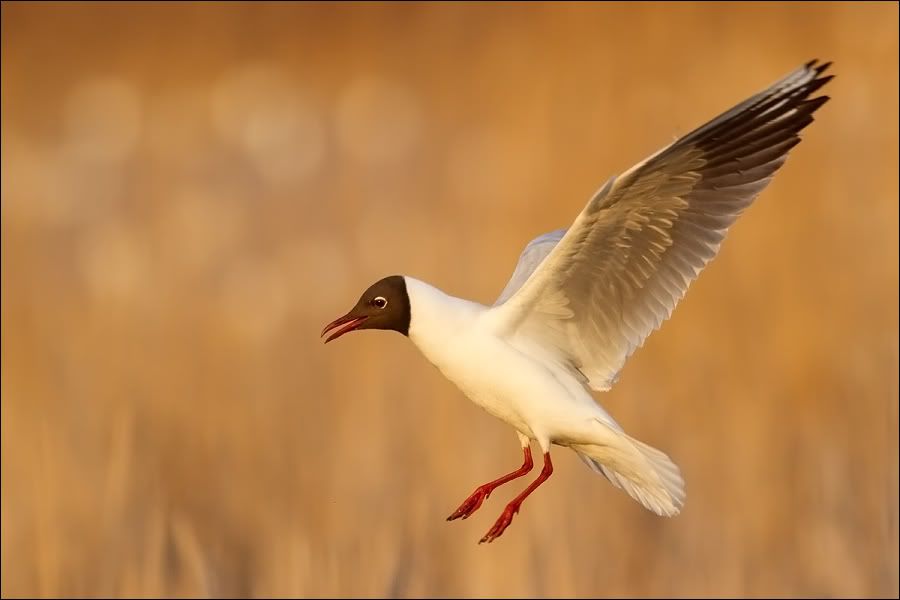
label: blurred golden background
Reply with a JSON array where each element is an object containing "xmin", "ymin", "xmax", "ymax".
[{"xmin": 2, "ymin": 2, "xmax": 898, "ymax": 597}]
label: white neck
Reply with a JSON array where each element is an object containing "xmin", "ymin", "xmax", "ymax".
[{"xmin": 403, "ymin": 276, "xmax": 486, "ymax": 354}]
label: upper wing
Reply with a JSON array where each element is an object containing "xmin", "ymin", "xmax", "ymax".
[
  {"xmin": 493, "ymin": 228, "xmax": 567, "ymax": 306},
  {"xmin": 493, "ymin": 60, "xmax": 834, "ymax": 391}
]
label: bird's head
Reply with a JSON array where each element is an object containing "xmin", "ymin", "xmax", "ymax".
[{"xmin": 321, "ymin": 275, "xmax": 411, "ymax": 343}]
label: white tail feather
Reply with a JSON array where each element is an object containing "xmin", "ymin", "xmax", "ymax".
[{"xmin": 574, "ymin": 433, "xmax": 685, "ymax": 517}]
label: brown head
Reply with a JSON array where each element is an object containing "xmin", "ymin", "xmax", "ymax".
[{"xmin": 321, "ymin": 275, "xmax": 411, "ymax": 343}]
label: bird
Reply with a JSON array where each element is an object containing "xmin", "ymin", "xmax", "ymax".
[{"xmin": 321, "ymin": 60, "xmax": 833, "ymax": 543}]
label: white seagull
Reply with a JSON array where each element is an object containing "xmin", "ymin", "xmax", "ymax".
[{"xmin": 322, "ymin": 60, "xmax": 833, "ymax": 543}]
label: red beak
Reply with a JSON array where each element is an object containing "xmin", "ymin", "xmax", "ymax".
[{"xmin": 321, "ymin": 314, "xmax": 368, "ymax": 343}]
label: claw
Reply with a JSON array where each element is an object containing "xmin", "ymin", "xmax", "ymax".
[
  {"xmin": 447, "ymin": 446, "xmax": 535, "ymax": 524},
  {"xmin": 478, "ymin": 505, "xmax": 517, "ymax": 543},
  {"xmin": 447, "ymin": 487, "xmax": 490, "ymax": 521}
]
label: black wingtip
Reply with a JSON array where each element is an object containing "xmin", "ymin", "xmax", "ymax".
[
  {"xmin": 805, "ymin": 59, "xmax": 833, "ymax": 76},
  {"xmin": 804, "ymin": 74, "xmax": 836, "ymax": 97},
  {"xmin": 801, "ymin": 95, "xmax": 832, "ymax": 112}
]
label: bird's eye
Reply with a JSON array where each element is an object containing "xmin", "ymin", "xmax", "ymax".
[{"xmin": 372, "ymin": 296, "xmax": 387, "ymax": 309}]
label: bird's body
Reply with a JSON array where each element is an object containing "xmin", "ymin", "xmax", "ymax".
[
  {"xmin": 322, "ymin": 60, "xmax": 834, "ymax": 542},
  {"xmin": 407, "ymin": 276, "xmax": 606, "ymax": 443},
  {"xmin": 405, "ymin": 276, "xmax": 684, "ymax": 518}
]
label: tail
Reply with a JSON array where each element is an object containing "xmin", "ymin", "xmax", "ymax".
[{"xmin": 573, "ymin": 432, "xmax": 685, "ymax": 517}]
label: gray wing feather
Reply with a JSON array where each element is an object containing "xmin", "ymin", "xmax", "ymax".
[{"xmin": 494, "ymin": 229, "xmax": 567, "ymax": 306}]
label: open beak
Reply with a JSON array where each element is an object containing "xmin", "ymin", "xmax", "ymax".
[{"xmin": 321, "ymin": 313, "xmax": 368, "ymax": 343}]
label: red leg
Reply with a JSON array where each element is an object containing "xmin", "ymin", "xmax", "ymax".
[
  {"xmin": 479, "ymin": 452, "xmax": 553, "ymax": 544},
  {"xmin": 447, "ymin": 446, "xmax": 533, "ymax": 521}
]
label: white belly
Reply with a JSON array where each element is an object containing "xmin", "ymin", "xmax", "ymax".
[
  {"xmin": 403, "ymin": 277, "xmax": 615, "ymax": 446},
  {"xmin": 413, "ymin": 322, "xmax": 601, "ymax": 444}
]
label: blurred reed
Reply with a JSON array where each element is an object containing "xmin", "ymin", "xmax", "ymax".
[{"xmin": 1, "ymin": 2, "xmax": 898, "ymax": 597}]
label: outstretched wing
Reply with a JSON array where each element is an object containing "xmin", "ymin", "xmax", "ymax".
[{"xmin": 493, "ymin": 60, "xmax": 833, "ymax": 391}]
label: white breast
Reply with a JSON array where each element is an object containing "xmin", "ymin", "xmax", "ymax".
[
  {"xmin": 403, "ymin": 277, "xmax": 611, "ymax": 444},
  {"xmin": 404, "ymin": 278, "xmax": 520, "ymax": 425}
]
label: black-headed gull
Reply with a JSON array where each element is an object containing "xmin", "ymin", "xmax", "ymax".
[{"xmin": 322, "ymin": 60, "xmax": 833, "ymax": 543}]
